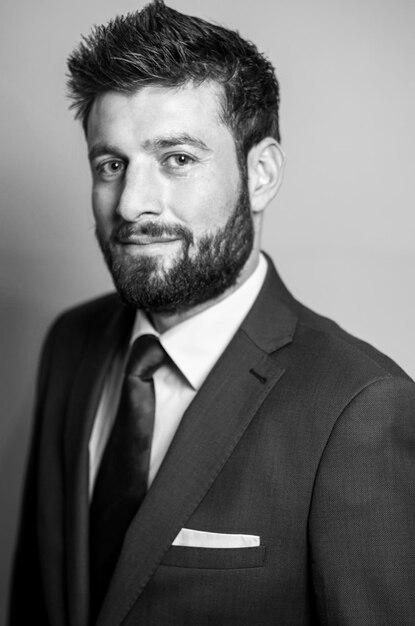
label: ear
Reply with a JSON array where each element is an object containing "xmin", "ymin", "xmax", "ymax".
[{"xmin": 247, "ymin": 138, "xmax": 285, "ymax": 214}]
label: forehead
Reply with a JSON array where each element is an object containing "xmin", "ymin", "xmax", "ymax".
[{"xmin": 87, "ymin": 82, "xmax": 232, "ymax": 147}]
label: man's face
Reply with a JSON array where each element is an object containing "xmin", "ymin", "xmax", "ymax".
[{"xmin": 87, "ymin": 82, "xmax": 254, "ymax": 314}]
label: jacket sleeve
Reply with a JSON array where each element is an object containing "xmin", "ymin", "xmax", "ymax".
[
  {"xmin": 309, "ymin": 376, "xmax": 415, "ymax": 625},
  {"xmin": 8, "ymin": 322, "xmax": 58, "ymax": 626}
]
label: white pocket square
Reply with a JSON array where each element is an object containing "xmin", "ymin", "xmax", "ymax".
[{"xmin": 172, "ymin": 528, "xmax": 260, "ymax": 549}]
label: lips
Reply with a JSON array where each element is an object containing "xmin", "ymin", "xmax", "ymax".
[
  {"xmin": 111, "ymin": 221, "xmax": 194, "ymax": 250},
  {"xmin": 117, "ymin": 235, "xmax": 180, "ymax": 245}
]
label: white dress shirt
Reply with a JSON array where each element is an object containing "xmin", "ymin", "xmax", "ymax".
[{"xmin": 89, "ymin": 254, "xmax": 267, "ymax": 496}]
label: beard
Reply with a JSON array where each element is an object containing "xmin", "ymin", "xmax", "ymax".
[{"xmin": 96, "ymin": 180, "xmax": 254, "ymax": 315}]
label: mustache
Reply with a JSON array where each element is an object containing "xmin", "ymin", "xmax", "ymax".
[{"xmin": 112, "ymin": 221, "xmax": 194, "ymax": 245}]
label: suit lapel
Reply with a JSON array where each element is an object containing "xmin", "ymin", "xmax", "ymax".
[
  {"xmin": 64, "ymin": 301, "xmax": 135, "ymax": 626},
  {"xmin": 97, "ymin": 260, "xmax": 298, "ymax": 626}
]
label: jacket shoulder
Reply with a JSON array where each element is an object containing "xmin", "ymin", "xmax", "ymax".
[
  {"xmin": 39, "ymin": 292, "xmax": 130, "ymax": 370},
  {"xmin": 57, "ymin": 291, "xmax": 124, "ymax": 322},
  {"xmin": 296, "ymin": 302, "xmax": 412, "ymax": 383},
  {"xmin": 51, "ymin": 292, "xmax": 125, "ymax": 334}
]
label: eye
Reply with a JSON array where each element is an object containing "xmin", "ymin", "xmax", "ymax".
[
  {"xmin": 163, "ymin": 153, "xmax": 196, "ymax": 170},
  {"xmin": 95, "ymin": 159, "xmax": 126, "ymax": 180}
]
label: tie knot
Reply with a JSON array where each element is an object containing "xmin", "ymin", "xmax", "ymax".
[{"xmin": 126, "ymin": 334, "xmax": 168, "ymax": 380}]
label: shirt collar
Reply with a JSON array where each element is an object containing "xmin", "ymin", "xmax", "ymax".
[{"xmin": 131, "ymin": 253, "xmax": 268, "ymax": 390}]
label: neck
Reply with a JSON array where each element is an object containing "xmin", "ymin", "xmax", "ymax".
[{"xmin": 150, "ymin": 249, "xmax": 260, "ymax": 334}]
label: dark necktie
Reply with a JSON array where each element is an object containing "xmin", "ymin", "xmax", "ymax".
[{"xmin": 89, "ymin": 334, "xmax": 169, "ymax": 623}]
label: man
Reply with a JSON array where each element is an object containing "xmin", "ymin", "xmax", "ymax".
[{"xmin": 9, "ymin": 1, "xmax": 415, "ymax": 625}]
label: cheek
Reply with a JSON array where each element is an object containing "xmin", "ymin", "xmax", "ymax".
[
  {"xmin": 173, "ymin": 178, "xmax": 238, "ymax": 237},
  {"xmin": 91, "ymin": 186, "xmax": 117, "ymax": 227}
]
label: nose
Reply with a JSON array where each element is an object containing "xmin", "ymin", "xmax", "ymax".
[{"xmin": 116, "ymin": 163, "xmax": 162, "ymax": 222}]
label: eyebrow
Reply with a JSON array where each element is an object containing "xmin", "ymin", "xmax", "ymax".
[
  {"xmin": 88, "ymin": 134, "xmax": 212, "ymax": 162},
  {"xmin": 143, "ymin": 134, "xmax": 211, "ymax": 152},
  {"xmin": 88, "ymin": 143, "xmax": 126, "ymax": 162}
]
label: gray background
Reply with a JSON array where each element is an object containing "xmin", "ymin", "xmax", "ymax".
[{"xmin": 1, "ymin": 0, "xmax": 414, "ymax": 621}]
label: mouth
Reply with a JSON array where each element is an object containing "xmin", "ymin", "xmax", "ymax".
[
  {"xmin": 113, "ymin": 235, "xmax": 183, "ymax": 258},
  {"xmin": 116, "ymin": 236, "xmax": 181, "ymax": 246}
]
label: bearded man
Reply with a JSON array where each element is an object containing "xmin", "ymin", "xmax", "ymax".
[{"xmin": 9, "ymin": 2, "xmax": 415, "ymax": 625}]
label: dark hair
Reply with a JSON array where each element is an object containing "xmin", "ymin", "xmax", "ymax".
[{"xmin": 67, "ymin": 0, "xmax": 280, "ymax": 161}]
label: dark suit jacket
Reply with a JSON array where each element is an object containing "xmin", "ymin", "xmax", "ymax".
[{"xmin": 9, "ymin": 259, "xmax": 415, "ymax": 625}]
